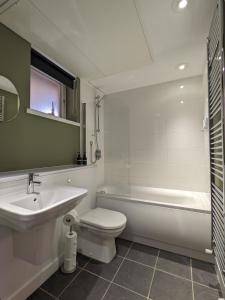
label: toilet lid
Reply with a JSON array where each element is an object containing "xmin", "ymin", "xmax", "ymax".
[{"xmin": 80, "ymin": 208, "xmax": 127, "ymax": 230}]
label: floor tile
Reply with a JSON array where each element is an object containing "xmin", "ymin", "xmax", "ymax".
[
  {"xmin": 77, "ymin": 253, "xmax": 90, "ymax": 268},
  {"xmin": 104, "ymin": 283, "xmax": 146, "ymax": 300},
  {"xmin": 27, "ymin": 244, "xmax": 224, "ymax": 300},
  {"xmin": 114, "ymin": 259, "xmax": 153, "ymax": 296},
  {"xmin": 150, "ymin": 270, "xmax": 193, "ymax": 300},
  {"xmin": 116, "ymin": 238, "xmax": 132, "ymax": 257},
  {"xmin": 192, "ymin": 259, "xmax": 220, "ymax": 289},
  {"xmin": 127, "ymin": 243, "xmax": 158, "ymax": 267},
  {"xmin": 85, "ymin": 255, "xmax": 123, "ymax": 280},
  {"xmin": 194, "ymin": 283, "xmax": 222, "ymax": 300},
  {"xmin": 41, "ymin": 268, "xmax": 79, "ymax": 297},
  {"xmin": 59, "ymin": 270, "xmax": 109, "ymax": 300},
  {"xmin": 156, "ymin": 250, "xmax": 191, "ymax": 279},
  {"xmin": 27, "ymin": 289, "xmax": 54, "ymax": 300}
]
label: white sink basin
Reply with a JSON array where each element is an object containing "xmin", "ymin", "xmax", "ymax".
[{"xmin": 0, "ymin": 185, "xmax": 88, "ymax": 231}]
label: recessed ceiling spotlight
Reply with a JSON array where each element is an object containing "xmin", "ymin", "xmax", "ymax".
[
  {"xmin": 177, "ymin": 63, "xmax": 187, "ymax": 71},
  {"xmin": 180, "ymin": 100, "xmax": 184, "ymax": 104},
  {"xmin": 172, "ymin": 0, "xmax": 190, "ymax": 12},
  {"xmin": 180, "ymin": 85, "xmax": 184, "ymax": 89},
  {"xmin": 178, "ymin": 0, "xmax": 188, "ymax": 9}
]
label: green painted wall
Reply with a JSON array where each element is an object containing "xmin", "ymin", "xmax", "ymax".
[{"xmin": 0, "ymin": 24, "xmax": 80, "ymax": 172}]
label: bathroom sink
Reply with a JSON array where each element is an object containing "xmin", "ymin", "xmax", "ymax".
[{"xmin": 0, "ymin": 185, "xmax": 88, "ymax": 231}]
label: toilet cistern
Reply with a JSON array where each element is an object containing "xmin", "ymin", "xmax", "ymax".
[{"xmin": 27, "ymin": 173, "xmax": 42, "ymax": 194}]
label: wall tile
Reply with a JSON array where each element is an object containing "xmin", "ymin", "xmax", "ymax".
[{"xmin": 104, "ymin": 76, "xmax": 209, "ymax": 192}]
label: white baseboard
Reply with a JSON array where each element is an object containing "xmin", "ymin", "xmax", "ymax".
[
  {"xmin": 7, "ymin": 255, "xmax": 63, "ymax": 300},
  {"xmin": 121, "ymin": 233, "xmax": 215, "ymax": 263}
]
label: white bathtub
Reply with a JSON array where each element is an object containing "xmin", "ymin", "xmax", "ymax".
[{"xmin": 97, "ymin": 185, "xmax": 213, "ymax": 262}]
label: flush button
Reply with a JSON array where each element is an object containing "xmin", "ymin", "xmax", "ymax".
[{"xmin": 67, "ymin": 178, "xmax": 72, "ymax": 183}]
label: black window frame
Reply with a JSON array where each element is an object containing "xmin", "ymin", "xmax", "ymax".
[{"xmin": 31, "ymin": 49, "xmax": 75, "ymax": 89}]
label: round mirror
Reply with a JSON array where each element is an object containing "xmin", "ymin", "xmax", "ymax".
[{"xmin": 0, "ymin": 75, "xmax": 20, "ymax": 122}]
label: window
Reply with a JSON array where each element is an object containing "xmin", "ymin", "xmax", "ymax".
[
  {"xmin": 29, "ymin": 49, "xmax": 80, "ymax": 124},
  {"xmin": 30, "ymin": 68, "xmax": 63, "ymax": 117}
]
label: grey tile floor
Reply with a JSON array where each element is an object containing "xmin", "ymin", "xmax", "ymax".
[{"xmin": 27, "ymin": 239, "xmax": 222, "ymax": 300}]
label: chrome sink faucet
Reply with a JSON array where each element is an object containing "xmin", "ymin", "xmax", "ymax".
[{"xmin": 27, "ymin": 173, "xmax": 42, "ymax": 194}]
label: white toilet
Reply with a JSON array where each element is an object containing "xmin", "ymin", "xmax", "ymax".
[{"xmin": 77, "ymin": 208, "xmax": 127, "ymax": 263}]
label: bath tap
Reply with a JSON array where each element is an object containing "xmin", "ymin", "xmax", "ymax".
[{"xmin": 27, "ymin": 173, "xmax": 42, "ymax": 195}]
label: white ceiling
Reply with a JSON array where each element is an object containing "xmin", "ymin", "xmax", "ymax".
[{"xmin": 0, "ymin": 0, "xmax": 216, "ymax": 94}]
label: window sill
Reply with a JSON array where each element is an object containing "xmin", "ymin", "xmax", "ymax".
[{"xmin": 26, "ymin": 108, "xmax": 80, "ymax": 127}]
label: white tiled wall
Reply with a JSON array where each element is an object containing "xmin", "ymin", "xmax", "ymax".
[
  {"xmin": 104, "ymin": 75, "xmax": 210, "ymax": 192},
  {"xmin": 80, "ymin": 80, "xmax": 104, "ymax": 186}
]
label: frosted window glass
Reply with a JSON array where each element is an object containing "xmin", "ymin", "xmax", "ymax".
[{"xmin": 30, "ymin": 68, "xmax": 61, "ymax": 117}]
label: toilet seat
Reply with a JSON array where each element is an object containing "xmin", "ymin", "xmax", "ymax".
[
  {"xmin": 80, "ymin": 222, "xmax": 126, "ymax": 237},
  {"xmin": 80, "ymin": 208, "xmax": 127, "ymax": 231}
]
